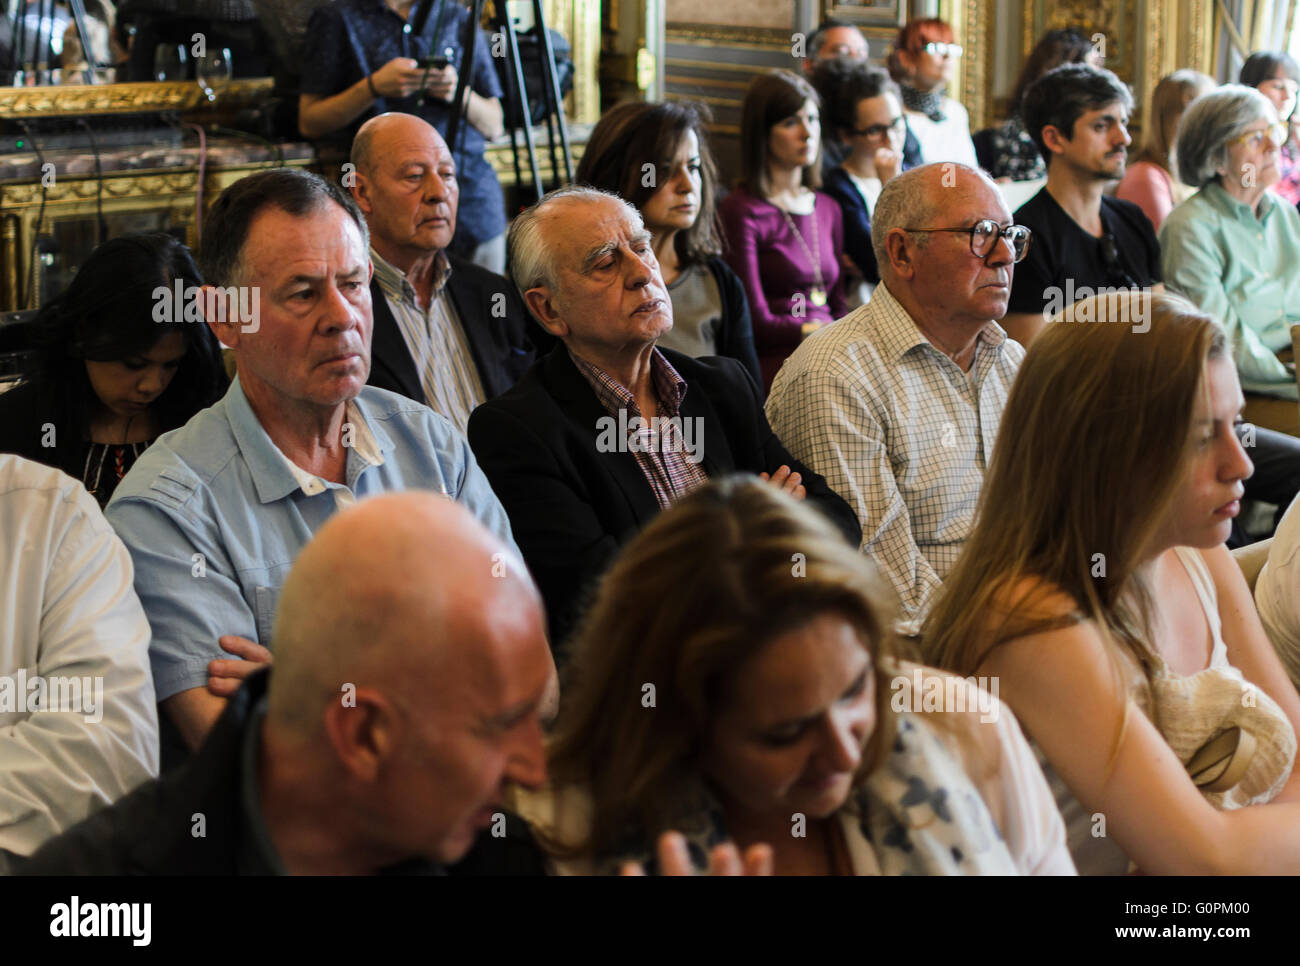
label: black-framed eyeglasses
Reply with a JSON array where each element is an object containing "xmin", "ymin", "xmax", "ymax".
[
  {"xmin": 852, "ymin": 116, "xmax": 905, "ymax": 139},
  {"xmin": 902, "ymin": 219, "xmax": 1032, "ymax": 262}
]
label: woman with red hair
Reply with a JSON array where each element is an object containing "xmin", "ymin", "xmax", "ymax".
[{"xmin": 888, "ymin": 18, "xmax": 976, "ymax": 167}]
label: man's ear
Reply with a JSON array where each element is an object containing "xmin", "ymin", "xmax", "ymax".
[
  {"xmin": 884, "ymin": 227, "xmax": 916, "ymax": 280},
  {"xmin": 351, "ymin": 173, "xmax": 374, "ymax": 215},
  {"xmin": 524, "ymin": 286, "xmax": 568, "ymax": 338},
  {"xmin": 1040, "ymin": 123, "xmax": 1070, "ymax": 156},
  {"xmin": 200, "ymin": 284, "xmax": 240, "ymax": 350},
  {"xmin": 322, "ymin": 687, "xmax": 397, "ymax": 784}
]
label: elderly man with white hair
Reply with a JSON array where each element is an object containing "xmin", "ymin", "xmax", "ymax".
[
  {"xmin": 467, "ymin": 185, "xmax": 860, "ymax": 653},
  {"xmin": 765, "ymin": 163, "xmax": 1027, "ymax": 630}
]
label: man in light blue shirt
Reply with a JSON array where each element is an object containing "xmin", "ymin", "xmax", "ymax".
[{"xmin": 107, "ymin": 168, "xmax": 520, "ymax": 755}]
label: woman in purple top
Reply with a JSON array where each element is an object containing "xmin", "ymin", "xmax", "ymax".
[{"xmin": 720, "ymin": 70, "xmax": 847, "ymax": 390}]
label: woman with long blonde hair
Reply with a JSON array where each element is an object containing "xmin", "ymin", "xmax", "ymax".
[
  {"xmin": 924, "ymin": 291, "xmax": 1300, "ymax": 874},
  {"xmin": 517, "ymin": 477, "xmax": 1073, "ymax": 875}
]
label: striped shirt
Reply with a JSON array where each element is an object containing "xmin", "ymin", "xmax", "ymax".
[
  {"xmin": 371, "ymin": 247, "xmax": 486, "ymax": 434},
  {"xmin": 765, "ymin": 283, "xmax": 1024, "ymax": 629},
  {"xmin": 569, "ymin": 347, "xmax": 709, "ymax": 509}
]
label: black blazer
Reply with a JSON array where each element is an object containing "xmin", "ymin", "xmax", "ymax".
[
  {"xmin": 467, "ymin": 346, "xmax": 861, "ymax": 651},
  {"xmin": 367, "ymin": 253, "xmax": 536, "ymax": 404}
]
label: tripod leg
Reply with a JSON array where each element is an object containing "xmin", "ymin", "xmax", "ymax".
[
  {"xmin": 530, "ymin": 0, "xmax": 573, "ymax": 182},
  {"xmin": 444, "ymin": 0, "xmax": 481, "ymax": 160},
  {"xmin": 500, "ymin": 10, "xmax": 542, "ymax": 201}
]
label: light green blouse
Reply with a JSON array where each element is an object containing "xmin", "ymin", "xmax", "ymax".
[{"xmin": 1159, "ymin": 181, "xmax": 1300, "ymax": 400}]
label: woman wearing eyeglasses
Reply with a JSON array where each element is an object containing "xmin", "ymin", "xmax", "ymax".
[
  {"xmin": 886, "ymin": 18, "xmax": 976, "ymax": 168},
  {"xmin": 1240, "ymin": 51, "xmax": 1300, "ymax": 208},
  {"xmin": 1159, "ymin": 85, "xmax": 1300, "ymax": 421},
  {"xmin": 814, "ymin": 59, "xmax": 910, "ymax": 304}
]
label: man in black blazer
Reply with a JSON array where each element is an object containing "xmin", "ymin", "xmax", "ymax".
[
  {"xmin": 349, "ymin": 113, "xmax": 535, "ymax": 430},
  {"xmin": 468, "ymin": 186, "xmax": 860, "ymax": 654}
]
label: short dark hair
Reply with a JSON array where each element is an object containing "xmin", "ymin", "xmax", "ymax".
[
  {"xmin": 198, "ymin": 168, "xmax": 369, "ymax": 287},
  {"xmin": 811, "ymin": 58, "xmax": 898, "ymax": 138},
  {"xmin": 575, "ymin": 99, "xmax": 722, "ymax": 267},
  {"xmin": 808, "ymin": 18, "xmax": 862, "ymax": 60},
  {"xmin": 1022, "ymin": 63, "xmax": 1134, "ymax": 160},
  {"xmin": 1240, "ymin": 50, "xmax": 1300, "ymax": 88},
  {"xmin": 740, "ymin": 70, "xmax": 823, "ymax": 195}
]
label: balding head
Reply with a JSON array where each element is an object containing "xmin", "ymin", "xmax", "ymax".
[
  {"xmin": 266, "ymin": 491, "xmax": 552, "ymax": 865},
  {"xmin": 349, "ymin": 113, "xmax": 459, "ymax": 262},
  {"xmin": 872, "ymin": 163, "xmax": 1015, "ymax": 329}
]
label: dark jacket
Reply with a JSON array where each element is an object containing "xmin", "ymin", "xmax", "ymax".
[
  {"xmin": 467, "ymin": 346, "xmax": 862, "ymax": 651},
  {"xmin": 14, "ymin": 670, "xmax": 544, "ymax": 875},
  {"xmin": 701, "ymin": 256, "xmax": 762, "ymax": 387},
  {"xmin": 366, "ymin": 254, "xmax": 536, "ymax": 404},
  {"xmin": 822, "ymin": 158, "xmax": 917, "ymax": 287},
  {"xmin": 0, "ymin": 380, "xmax": 81, "ymax": 479}
]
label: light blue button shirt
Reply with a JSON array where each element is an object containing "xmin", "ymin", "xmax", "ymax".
[{"xmin": 106, "ymin": 376, "xmax": 517, "ymax": 702}]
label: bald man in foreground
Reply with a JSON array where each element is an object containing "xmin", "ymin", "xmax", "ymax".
[{"xmin": 16, "ymin": 493, "xmax": 554, "ymax": 875}]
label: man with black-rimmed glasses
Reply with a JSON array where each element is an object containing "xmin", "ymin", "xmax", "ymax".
[{"xmin": 766, "ymin": 163, "xmax": 1027, "ymax": 630}]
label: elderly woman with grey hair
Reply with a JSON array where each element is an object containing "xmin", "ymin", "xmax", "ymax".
[{"xmin": 1159, "ymin": 84, "xmax": 1300, "ymax": 408}]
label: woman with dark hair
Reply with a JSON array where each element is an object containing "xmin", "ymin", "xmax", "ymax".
[
  {"xmin": 0, "ymin": 231, "xmax": 228, "ymax": 507},
  {"xmin": 982, "ymin": 28, "xmax": 1098, "ymax": 181},
  {"xmin": 516, "ymin": 477, "xmax": 1074, "ymax": 875},
  {"xmin": 575, "ymin": 100, "xmax": 761, "ymax": 384},
  {"xmin": 814, "ymin": 59, "xmax": 908, "ymax": 300},
  {"xmin": 1240, "ymin": 50, "xmax": 1300, "ymax": 207},
  {"xmin": 719, "ymin": 70, "xmax": 847, "ymax": 390},
  {"xmin": 887, "ymin": 17, "xmax": 975, "ymax": 166}
]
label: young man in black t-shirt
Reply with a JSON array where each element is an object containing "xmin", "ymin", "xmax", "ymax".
[{"xmin": 1003, "ymin": 64, "xmax": 1163, "ymax": 347}]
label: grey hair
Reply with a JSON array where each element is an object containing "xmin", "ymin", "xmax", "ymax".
[
  {"xmin": 870, "ymin": 163, "xmax": 998, "ymax": 274},
  {"xmin": 506, "ymin": 184, "xmax": 645, "ymax": 309},
  {"xmin": 1173, "ymin": 84, "xmax": 1279, "ymax": 187}
]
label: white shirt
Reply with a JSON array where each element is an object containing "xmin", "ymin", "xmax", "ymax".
[
  {"xmin": 765, "ymin": 283, "xmax": 1023, "ymax": 628},
  {"xmin": 0, "ymin": 455, "xmax": 158, "ymax": 856},
  {"xmin": 1255, "ymin": 493, "xmax": 1300, "ymax": 691},
  {"xmin": 905, "ymin": 98, "xmax": 978, "ymax": 168}
]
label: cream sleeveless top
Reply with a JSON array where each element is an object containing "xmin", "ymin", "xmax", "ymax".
[
  {"xmin": 1039, "ymin": 547, "xmax": 1296, "ymax": 873},
  {"xmin": 1148, "ymin": 548, "xmax": 1296, "ymax": 810}
]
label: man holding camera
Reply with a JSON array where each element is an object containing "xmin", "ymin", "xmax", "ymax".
[{"xmin": 299, "ymin": 0, "xmax": 508, "ymax": 273}]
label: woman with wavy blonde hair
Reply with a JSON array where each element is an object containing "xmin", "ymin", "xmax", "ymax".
[
  {"xmin": 516, "ymin": 476, "xmax": 1073, "ymax": 875},
  {"xmin": 923, "ymin": 291, "xmax": 1300, "ymax": 875}
]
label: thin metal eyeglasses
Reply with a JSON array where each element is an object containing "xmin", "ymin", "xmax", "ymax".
[{"xmin": 901, "ymin": 219, "xmax": 1032, "ymax": 262}]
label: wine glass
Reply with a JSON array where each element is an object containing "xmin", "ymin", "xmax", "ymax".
[
  {"xmin": 153, "ymin": 44, "xmax": 188, "ymax": 82},
  {"xmin": 196, "ymin": 48, "xmax": 232, "ymax": 103}
]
